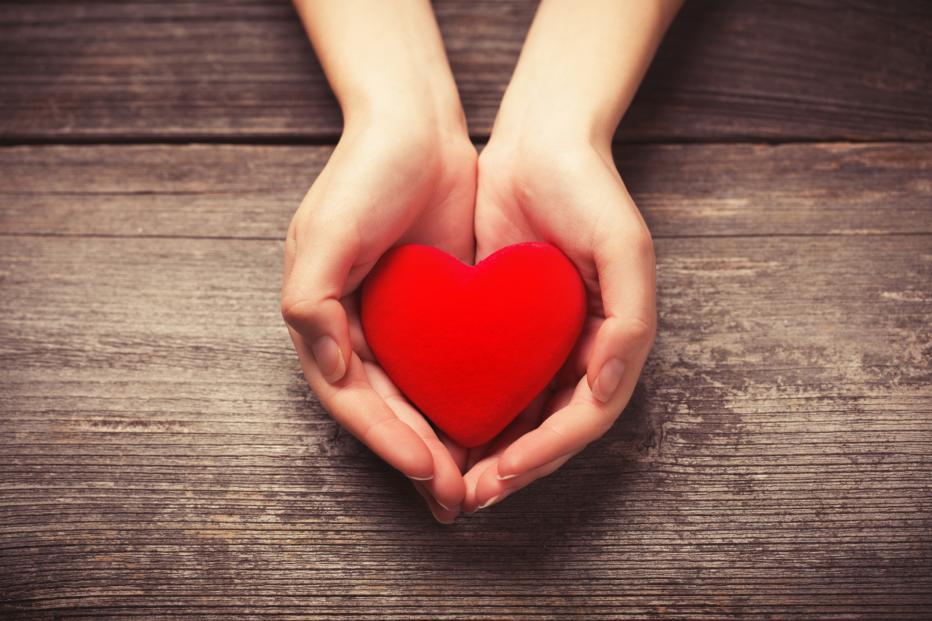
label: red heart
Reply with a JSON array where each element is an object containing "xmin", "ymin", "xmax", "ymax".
[{"xmin": 361, "ymin": 242, "xmax": 586, "ymax": 447}]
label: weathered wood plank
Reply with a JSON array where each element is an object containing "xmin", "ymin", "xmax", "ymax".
[
  {"xmin": 1, "ymin": 0, "xmax": 929, "ymax": 141},
  {"xmin": 1, "ymin": 142, "xmax": 930, "ymax": 239},
  {"xmin": 1, "ymin": 231, "xmax": 930, "ymax": 618}
]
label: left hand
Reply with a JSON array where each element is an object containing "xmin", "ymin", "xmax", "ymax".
[{"xmin": 462, "ymin": 133, "xmax": 657, "ymax": 512}]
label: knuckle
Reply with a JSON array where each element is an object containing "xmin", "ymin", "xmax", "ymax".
[
  {"xmin": 629, "ymin": 227, "xmax": 655, "ymax": 261},
  {"xmin": 280, "ymin": 296, "xmax": 318, "ymax": 328},
  {"xmin": 622, "ymin": 315, "xmax": 657, "ymax": 349},
  {"xmin": 361, "ymin": 415, "xmax": 397, "ymax": 444}
]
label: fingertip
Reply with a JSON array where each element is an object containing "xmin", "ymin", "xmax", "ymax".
[
  {"xmin": 428, "ymin": 500, "xmax": 460, "ymax": 525},
  {"xmin": 475, "ymin": 465, "xmax": 508, "ymax": 509},
  {"xmin": 412, "ymin": 482, "xmax": 459, "ymax": 525},
  {"xmin": 586, "ymin": 315, "xmax": 654, "ymax": 401},
  {"xmin": 311, "ymin": 335, "xmax": 347, "ymax": 383},
  {"xmin": 447, "ymin": 473, "xmax": 467, "ymax": 507},
  {"xmin": 462, "ymin": 461, "xmax": 495, "ymax": 513},
  {"xmin": 497, "ymin": 421, "xmax": 578, "ymax": 480},
  {"xmin": 433, "ymin": 511, "xmax": 458, "ymax": 525},
  {"xmin": 373, "ymin": 387, "xmax": 465, "ymax": 509},
  {"xmin": 590, "ymin": 357, "xmax": 625, "ymax": 403},
  {"xmin": 495, "ymin": 446, "xmax": 526, "ymax": 482},
  {"xmin": 400, "ymin": 453, "xmax": 435, "ymax": 482},
  {"xmin": 477, "ymin": 495, "xmax": 502, "ymax": 510},
  {"xmin": 437, "ymin": 477, "xmax": 466, "ymax": 509},
  {"xmin": 366, "ymin": 419, "xmax": 434, "ymax": 481},
  {"xmin": 423, "ymin": 444, "xmax": 466, "ymax": 511},
  {"xmin": 462, "ymin": 482, "xmax": 480, "ymax": 514}
]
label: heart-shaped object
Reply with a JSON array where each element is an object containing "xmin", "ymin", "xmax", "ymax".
[{"xmin": 361, "ymin": 242, "xmax": 586, "ymax": 447}]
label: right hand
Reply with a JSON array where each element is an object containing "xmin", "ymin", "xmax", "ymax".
[{"xmin": 281, "ymin": 116, "xmax": 477, "ymax": 523}]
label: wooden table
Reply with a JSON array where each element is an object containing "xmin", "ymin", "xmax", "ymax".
[{"xmin": 1, "ymin": 1, "xmax": 930, "ymax": 619}]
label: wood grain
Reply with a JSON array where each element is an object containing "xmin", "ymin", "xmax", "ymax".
[
  {"xmin": 1, "ymin": 149, "xmax": 931, "ymax": 618},
  {"xmin": 1, "ymin": 234, "xmax": 930, "ymax": 618},
  {"xmin": 2, "ymin": 1, "xmax": 931, "ymax": 617},
  {"xmin": 1, "ymin": 0, "xmax": 930, "ymax": 142},
  {"xmin": 1, "ymin": 142, "xmax": 930, "ymax": 239}
]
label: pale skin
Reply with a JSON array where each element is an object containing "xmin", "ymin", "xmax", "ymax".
[{"xmin": 283, "ymin": 0, "xmax": 683, "ymax": 522}]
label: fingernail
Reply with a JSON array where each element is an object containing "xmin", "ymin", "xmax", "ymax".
[
  {"xmin": 409, "ymin": 474, "xmax": 434, "ymax": 482},
  {"xmin": 477, "ymin": 495, "xmax": 501, "ymax": 510},
  {"xmin": 435, "ymin": 512, "xmax": 457, "ymax": 525},
  {"xmin": 497, "ymin": 473, "xmax": 518, "ymax": 481},
  {"xmin": 311, "ymin": 335, "xmax": 346, "ymax": 383},
  {"xmin": 437, "ymin": 500, "xmax": 459, "ymax": 512},
  {"xmin": 592, "ymin": 358, "xmax": 625, "ymax": 402}
]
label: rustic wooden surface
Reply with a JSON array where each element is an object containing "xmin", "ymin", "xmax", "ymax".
[
  {"xmin": 1, "ymin": 1, "xmax": 931, "ymax": 620},
  {"xmin": 1, "ymin": 0, "xmax": 930, "ymax": 141}
]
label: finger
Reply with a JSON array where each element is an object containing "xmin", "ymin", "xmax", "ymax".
[
  {"xmin": 281, "ymin": 219, "xmax": 358, "ymax": 384},
  {"xmin": 464, "ymin": 445, "xmax": 489, "ymax": 473},
  {"xmin": 413, "ymin": 481, "xmax": 459, "ymax": 525},
  {"xmin": 460, "ymin": 386, "xmax": 549, "ymax": 475},
  {"xmin": 290, "ymin": 326, "xmax": 434, "ymax": 480},
  {"xmin": 439, "ymin": 431, "xmax": 470, "ymax": 474},
  {"xmin": 462, "ymin": 432, "xmax": 522, "ymax": 512},
  {"xmin": 385, "ymin": 401, "xmax": 466, "ymax": 511},
  {"xmin": 539, "ymin": 384, "xmax": 575, "ymax": 423},
  {"xmin": 344, "ymin": 294, "xmax": 375, "ymax": 362},
  {"xmin": 468, "ymin": 386, "xmax": 573, "ymax": 510},
  {"xmin": 553, "ymin": 315, "xmax": 601, "ymax": 388},
  {"xmin": 462, "ymin": 459, "xmax": 497, "ymax": 513},
  {"xmin": 474, "ymin": 452, "xmax": 575, "ymax": 511},
  {"xmin": 586, "ymin": 205, "xmax": 656, "ymax": 404},
  {"xmin": 496, "ymin": 374, "xmax": 634, "ymax": 480},
  {"xmin": 461, "ymin": 392, "xmax": 548, "ymax": 512},
  {"xmin": 365, "ymin": 362, "xmax": 465, "ymax": 511}
]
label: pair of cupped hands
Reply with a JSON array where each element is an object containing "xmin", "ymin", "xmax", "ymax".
[{"xmin": 281, "ymin": 109, "xmax": 656, "ymax": 523}]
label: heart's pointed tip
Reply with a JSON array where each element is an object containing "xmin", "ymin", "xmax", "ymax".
[{"xmin": 440, "ymin": 427, "xmax": 497, "ymax": 449}]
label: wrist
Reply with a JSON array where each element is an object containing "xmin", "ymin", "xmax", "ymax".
[
  {"xmin": 485, "ymin": 103, "xmax": 609, "ymax": 173},
  {"xmin": 297, "ymin": 0, "xmax": 469, "ymax": 142},
  {"xmin": 335, "ymin": 31, "xmax": 468, "ymax": 144},
  {"xmin": 342, "ymin": 83, "xmax": 468, "ymax": 146},
  {"xmin": 487, "ymin": 0, "xmax": 682, "ymax": 156},
  {"xmin": 337, "ymin": 95, "xmax": 474, "ymax": 182},
  {"xmin": 491, "ymin": 87, "xmax": 615, "ymax": 159}
]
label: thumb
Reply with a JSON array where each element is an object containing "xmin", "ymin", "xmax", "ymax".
[
  {"xmin": 585, "ymin": 214, "xmax": 657, "ymax": 404},
  {"xmin": 586, "ymin": 315, "xmax": 654, "ymax": 403},
  {"xmin": 281, "ymin": 225, "xmax": 357, "ymax": 384}
]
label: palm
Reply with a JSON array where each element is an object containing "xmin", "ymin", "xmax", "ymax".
[{"xmin": 316, "ymin": 132, "xmax": 476, "ymax": 292}]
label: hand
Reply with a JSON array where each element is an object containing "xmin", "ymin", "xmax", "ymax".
[
  {"xmin": 462, "ymin": 133, "xmax": 657, "ymax": 512},
  {"xmin": 286, "ymin": 0, "xmax": 677, "ymax": 521},
  {"xmin": 454, "ymin": 0, "xmax": 676, "ymax": 512},
  {"xmin": 287, "ymin": 0, "xmax": 479, "ymax": 523},
  {"xmin": 281, "ymin": 118, "xmax": 476, "ymax": 523}
]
